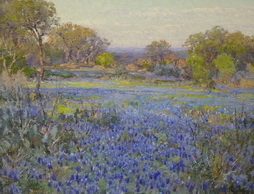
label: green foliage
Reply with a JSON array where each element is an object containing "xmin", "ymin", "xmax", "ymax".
[
  {"xmin": 145, "ymin": 40, "xmax": 171, "ymax": 62},
  {"xmin": 22, "ymin": 66, "xmax": 36, "ymax": 77},
  {"xmin": 0, "ymin": 53, "xmax": 35, "ymax": 77},
  {"xmin": 186, "ymin": 53, "xmax": 209, "ymax": 84},
  {"xmin": 44, "ymin": 70, "xmax": 74, "ymax": 79},
  {"xmin": 95, "ymin": 52, "xmax": 114, "ymax": 67},
  {"xmin": 213, "ymin": 53, "xmax": 235, "ymax": 76},
  {"xmin": 48, "ymin": 23, "xmax": 109, "ymax": 64},
  {"xmin": 44, "ymin": 43, "xmax": 64, "ymax": 65},
  {"xmin": 222, "ymin": 32, "xmax": 246, "ymax": 57},
  {"xmin": 8, "ymin": 0, "xmax": 58, "ymax": 80},
  {"xmin": 11, "ymin": 0, "xmax": 58, "ymax": 32},
  {"xmin": 184, "ymin": 26, "xmax": 254, "ymax": 86},
  {"xmin": 137, "ymin": 58, "xmax": 154, "ymax": 71}
]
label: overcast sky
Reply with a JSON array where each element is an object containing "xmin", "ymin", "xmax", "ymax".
[{"xmin": 50, "ymin": 0, "xmax": 254, "ymax": 48}]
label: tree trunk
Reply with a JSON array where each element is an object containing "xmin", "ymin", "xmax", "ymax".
[
  {"xmin": 36, "ymin": 37, "xmax": 44, "ymax": 93},
  {"xmin": 64, "ymin": 49, "xmax": 69, "ymax": 63},
  {"xmin": 3, "ymin": 58, "xmax": 11, "ymax": 77},
  {"xmin": 39, "ymin": 38, "xmax": 45, "ymax": 80},
  {"xmin": 69, "ymin": 48, "xmax": 73, "ymax": 62},
  {"xmin": 76, "ymin": 49, "xmax": 80, "ymax": 63}
]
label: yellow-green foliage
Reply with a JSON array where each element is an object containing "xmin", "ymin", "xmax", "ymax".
[
  {"xmin": 137, "ymin": 58, "xmax": 154, "ymax": 71},
  {"xmin": 164, "ymin": 93, "xmax": 213, "ymax": 100},
  {"xmin": 85, "ymin": 95, "xmax": 104, "ymax": 100},
  {"xmin": 95, "ymin": 52, "xmax": 114, "ymax": 67},
  {"xmin": 186, "ymin": 94, "xmax": 213, "ymax": 99},
  {"xmin": 110, "ymin": 80, "xmax": 136, "ymax": 88},
  {"xmin": 163, "ymin": 94, "xmax": 176, "ymax": 99},
  {"xmin": 248, "ymin": 63, "xmax": 254, "ymax": 73},
  {"xmin": 238, "ymin": 93, "xmax": 254, "ymax": 99},
  {"xmin": 145, "ymin": 96, "xmax": 165, "ymax": 101},
  {"xmin": 63, "ymin": 82, "xmax": 104, "ymax": 88},
  {"xmin": 57, "ymin": 104, "xmax": 74, "ymax": 114},
  {"xmin": 123, "ymin": 101, "xmax": 139, "ymax": 108},
  {"xmin": 213, "ymin": 53, "xmax": 235, "ymax": 75},
  {"xmin": 203, "ymin": 105, "xmax": 222, "ymax": 112},
  {"xmin": 186, "ymin": 53, "xmax": 209, "ymax": 84},
  {"xmin": 181, "ymin": 85, "xmax": 204, "ymax": 92},
  {"xmin": 219, "ymin": 113, "xmax": 231, "ymax": 122}
]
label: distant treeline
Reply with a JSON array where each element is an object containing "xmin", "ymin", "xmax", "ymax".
[{"xmin": 1, "ymin": 0, "xmax": 254, "ymax": 88}]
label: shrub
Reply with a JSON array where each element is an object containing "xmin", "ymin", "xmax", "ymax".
[
  {"xmin": 95, "ymin": 52, "xmax": 114, "ymax": 67},
  {"xmin": 186, "ymin": 53, "xmax": 216, "ymax": 88},
  {"xmin": 137, "ymin": 58, "xmax": 155, "ymax": 71},
  {"xmin": 154, "ymin": 63, "xmax": 182, "ymax": 77}
]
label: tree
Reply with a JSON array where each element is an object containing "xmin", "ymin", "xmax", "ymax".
[
  {"xmin": 95, "ymin": 52, "xmax": 114, "ymax": 67},
  {"xmin": 184, "ymin": 26, "xmax": 254, "ymax": 86},
  {"xmin": 186, "ymin": 53, "xmax": 211, "ymax": 86},
  {"xmin": 162, "ymin": 53, "xmax": 178, "ymax": 65},
  {"xmin": 243, "ymin": 35, "xmax": 254, "ymax": 66},
  {"xmin": 9, "ymin": 0, "xmax": 58, "ymax": 87},
  {"xmin": 214, "ymin": 53, "xmax": 235, "ymax": 75},
  {"xmin": 145, "ymin": 40, "xmax": 172, "ymax": 62},
  {"xmin": 0, "ymin": 0, "xmax": 33, "ymax": 77},
  {"xmin": 48, "ymin": 23, "xmax": 109, "ymax": 65},
  {"xmin": 184, "ymin": 26, "xmax": 229, "ymax": 79},
  {"xmin": 137, "ymin": 58, "xmax": 154, "ymax": 71},
  {"xmin": 213, "ymin": 53, "xmax": 235, "ymax": 83},
  {"xmin": 222, "ymin": 31, "xmax": 251, "ymax": 71}
]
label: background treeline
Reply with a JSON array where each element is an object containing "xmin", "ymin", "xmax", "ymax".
[
  {"xmin": 0, "ymin": 0, "xmax": 109, "ymax": 83},
  {"xmin": 132, "ymin": 27, "xmax": 254, "ymax": 87},
  {"xmin": 1, "ymin": 0, "xmax": 254, "ymax": 88}
]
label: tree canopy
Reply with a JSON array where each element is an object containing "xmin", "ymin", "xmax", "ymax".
[
  {"xmin": 145, "ymin": 40, "xmax": 171, "ymax": 62},
  {"xmin": 6, "ymin": 0, "xmax": 58, "ymax": 82},
  {"xmin": 95, "ymin": 52, "xmax": 114, "ymax": 67},
  {"xmin": 48, "ymin": 23, "xmax": 109, "ymax": 64},
  {"xmin": 184, "ymin": 26, "xmax": 254, "ymax": 86}
]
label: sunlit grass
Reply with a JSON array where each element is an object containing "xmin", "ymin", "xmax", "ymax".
[
  {"xmin": 63, "ymin": 81, "xmax": 104, "ymax": 88},
  {"xmin": 238, "ymin": 93, "xmax": 254, "ymax": 99},
  {"xmin": 163, "ymin": 93, "xmax": 213, "ymax": 99}
]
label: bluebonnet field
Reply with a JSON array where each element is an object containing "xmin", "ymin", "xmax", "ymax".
[{"xmin": 1, "ymin": 75, "xmax": 254, "ymax": 193}]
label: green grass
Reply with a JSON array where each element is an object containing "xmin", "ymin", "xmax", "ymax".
[
  {"xmin": 163, "ymin": 93, "xmax": 213, "ymax": 99},
  {"xmin": 238, "ymin": 93, "xmax": 254, "ymax": 99}
]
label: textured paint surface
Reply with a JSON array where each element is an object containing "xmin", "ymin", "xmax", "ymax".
[
  {"xmin": 1, "ymin": 0, "xmax": 254, "ymax": 193},
  {"xmin": 51, "ymin": 0, "xmax": 254, "ymax": 47}
]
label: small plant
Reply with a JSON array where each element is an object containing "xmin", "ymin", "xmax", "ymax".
[{"xmin": 154, "ymin": 63, "xmax": 182, "ymax": 77}]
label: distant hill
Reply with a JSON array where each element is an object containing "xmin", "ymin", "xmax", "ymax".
[
  {"xmin": 107, "ymin": 47, "xmax": 188, "ymax": 65},
  {"xmin": 173, "ymin": 48, "xmax": 189, "ymax": 59}
]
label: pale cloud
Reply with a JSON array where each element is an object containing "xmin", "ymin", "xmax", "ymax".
[
  {"xmin": 50, "ymin": 0, "xmax": 254, "ymax": 48},
  {"xmin": 181, "ymin": 7, "xmax": 254, "ymax": 16}
]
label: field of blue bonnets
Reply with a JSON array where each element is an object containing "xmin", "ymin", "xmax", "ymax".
[{"xmin": 1, "ymin": 75, "xmax": 254, "ymax": 193}]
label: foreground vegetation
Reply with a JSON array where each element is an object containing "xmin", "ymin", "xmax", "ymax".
[{"xmin": 0, "ymin": 74, "xmax": 254, "ymax": 193}]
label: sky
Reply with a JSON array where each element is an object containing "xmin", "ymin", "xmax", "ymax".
[{"xmin": 50, "ymin": 0, "xmax": 254, "ymax": 48}]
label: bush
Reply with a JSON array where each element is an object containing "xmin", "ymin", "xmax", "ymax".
[
  {"xmin": 137, "ymin": 58, "xmax": 154, "ymax": 72},
  {"xmin": 154, "ymin": 63, "xmax": 182, "ymax": 77},
  {"xmin": 95, "ymin": 52, "xmax": 114, "ymax": 67},
  {"xmin": 186, "ymin": 53, "xmax": 216, "ymax": 88},
  {"xmin": 44, "ymin": 70, "xmax": 74, "ymax": 79},
  {"xmin": 113, "ymin": 65, "xmax": 128, "ymax": 78}
]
